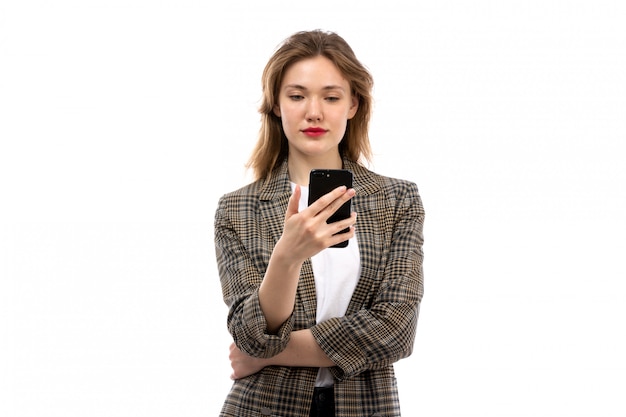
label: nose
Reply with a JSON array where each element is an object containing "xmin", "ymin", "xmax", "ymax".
[{"xmin": 305, "ymin": 99, "xmax": 322, "ymax": 122}]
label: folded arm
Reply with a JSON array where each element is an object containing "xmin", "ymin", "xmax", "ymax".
[{"xmin": 229, "ymin": 329, "xmax": 335, "ymax": 379}]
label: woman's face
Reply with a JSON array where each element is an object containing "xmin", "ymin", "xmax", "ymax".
[{"xmin": 274, "ymin": 55, "xmax": 358, "ymax": 163}]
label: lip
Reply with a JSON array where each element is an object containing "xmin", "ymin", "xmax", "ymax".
[{"xmin": 302, "ymin": 127, "xmax": 327, "ymax": 137}]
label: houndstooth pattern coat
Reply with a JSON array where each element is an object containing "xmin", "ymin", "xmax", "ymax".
[{"xmin": 215, "ymin": 158, "xmax": 425, "ymax": 417}]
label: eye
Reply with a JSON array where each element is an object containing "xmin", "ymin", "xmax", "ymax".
[
  {"xmin": 289, "ymin": 95, "xmax": 304, "ymax": 101},
  {"xmin": 325, "ymin": 96, "xmax": 340, "ymax": 102}
]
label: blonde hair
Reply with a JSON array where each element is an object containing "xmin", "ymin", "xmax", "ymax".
[{"xmin": 246, "ymin": 30, "xmax": 374, "ymax": 180}]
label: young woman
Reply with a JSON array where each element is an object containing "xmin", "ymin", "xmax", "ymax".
[{"xmin": 215, "ymin": 30, "xmax": 425, "ymax": 417}]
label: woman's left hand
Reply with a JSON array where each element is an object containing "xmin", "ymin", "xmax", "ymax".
[{"xmin": 229, "ymin": 342, "xmax": 268, "ymax": 380}]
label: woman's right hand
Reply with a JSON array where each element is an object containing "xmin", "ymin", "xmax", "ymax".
[
  {"xmin": 275, "ymin": 184, "xmax": 356, "ymax": 262},
  {"xmin": 259, "ymin": 184, "xmax": 357, "ymax": 333}
]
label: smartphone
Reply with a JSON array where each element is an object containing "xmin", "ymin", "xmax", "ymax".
[{"xmin": 308, "ymin": 169, "xmax": 353, "ymax": 248}]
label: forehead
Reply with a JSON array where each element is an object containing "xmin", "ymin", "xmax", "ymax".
[{"xmin": 280, "ymin": 55, "xmax": 350, "ymax": 90}]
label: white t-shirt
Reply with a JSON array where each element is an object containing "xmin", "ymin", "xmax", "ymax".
[{"xmin": 292, "ymin": 183, "xmax": 361, "ymax": 387}]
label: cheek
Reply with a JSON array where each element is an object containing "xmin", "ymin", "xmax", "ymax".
[
  {"xmin": 279, "ymin": 110, "xmax": 292, "ymax": 127},
  {"xmin": 279, "ymin": 105, "xmax": 300, "ymax": 125}
]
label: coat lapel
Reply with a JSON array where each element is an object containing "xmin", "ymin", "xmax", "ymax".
[{"xmin": 343, "ymin": 160, "xmax": 385, "ymax": 315}]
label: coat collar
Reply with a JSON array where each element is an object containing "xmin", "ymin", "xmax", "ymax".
[{"xmin": 258, "ymin": 157, "xmax": 381, "ymax": 201}]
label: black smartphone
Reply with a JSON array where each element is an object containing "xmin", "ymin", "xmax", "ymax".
[{"xmin": 308, "ymin": 169, "xmax": 353, "ymax": 248}]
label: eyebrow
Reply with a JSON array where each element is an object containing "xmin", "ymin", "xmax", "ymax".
[{"xmin": 283, "ymin": 84, "xmax": 346, "ymax": 92}]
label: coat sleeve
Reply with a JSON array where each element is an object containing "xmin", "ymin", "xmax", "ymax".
[
  {"xmin": 214, "ymin": 194, "xmax": 293, "ymax": 358},
  {"xmin": 310, "ymin": 180, "xmax": 425, "ymax": 380}
]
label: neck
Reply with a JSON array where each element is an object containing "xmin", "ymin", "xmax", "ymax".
[{"xmin": 288, "ymin": 152, "xmax": 343, "ymax": 186}]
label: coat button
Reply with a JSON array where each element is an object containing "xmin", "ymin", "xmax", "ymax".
[{"xmin": 260, "ymin": 407, "xmax": 272, "ymax": 415}]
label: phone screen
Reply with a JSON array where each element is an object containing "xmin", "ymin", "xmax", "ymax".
[{"xmin": 308, "ymin": 169, "xmax": 353, "ymax": 247}]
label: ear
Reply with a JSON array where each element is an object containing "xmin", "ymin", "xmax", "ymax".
[
  {"xmin": 347, "ymin": 95, "xmax": 359, "ymax": 119},
  {"xmin": 273, "ymin": 104, "xmax": 281, "ymax": 117}
]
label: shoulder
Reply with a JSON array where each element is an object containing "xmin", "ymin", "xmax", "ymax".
[
  {"xmin": 219, "ymin": 160, "xmax": 291, "ymax": 207},
  {"xmin": 220, "ymin": 179, "xmax": 266, "ymax": 201},
  {"xmin": 349, "ymin": 162, "xmax": 420, "ymax": 199},
  {"xmin": 347, "ymin": 162, "xmax": 425, "ymax": 223},
  {"xmin": 215, "ymin": 180, "xmax": 265, "ymax": 218}
]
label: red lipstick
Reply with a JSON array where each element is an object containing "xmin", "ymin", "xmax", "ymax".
[{"xmin": 302, "ymin": 127, "xmax": 327, "ymax": 137}]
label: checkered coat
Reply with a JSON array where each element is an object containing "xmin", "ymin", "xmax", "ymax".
[{"xmin": 215, "ymin": 158, "xmax": 425, "ymax": 417}]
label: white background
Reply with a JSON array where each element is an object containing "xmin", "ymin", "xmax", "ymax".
[{"xmin": 1, "ymin": 1, "xmax": 625, "ymax": 416}]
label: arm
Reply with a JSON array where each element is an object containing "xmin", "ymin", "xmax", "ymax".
[
  {"xmin": 248, "ymin": 184, "xmax": 357, "ymax": 333},
  {"xmin": 229, "ymin": 329, "xmax": 335, "ymax": 380},
  {"xmin": 216, "ymin": 184, "xmax": 357, "ymax": 356},
  {"xmin": 257, "ymin": 190, "xmax": 303, "ymax": 335},
  {"xmin": 215, "ymin": 192, "xmax": 288, "ymax": 358},
  {"xmin": 311, "ymin": 181, "xmax": 425, "ymax": 379}
]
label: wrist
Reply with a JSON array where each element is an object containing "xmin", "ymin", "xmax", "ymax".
[{"xmin": 272, "ymin": 240, "xmax": 304, "ymax": 268}]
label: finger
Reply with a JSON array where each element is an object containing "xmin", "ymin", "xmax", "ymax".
[
  {"xmin": 310, "ymin": 186, "xmax": 353, "ymax": 215},
  {"xmin": 329, "ymin": 188, "xmax": 355, "ymax": 212},
  {"xmin": 329, "ymin": 212, "xmax": 357, "ymax": 234},
  {"xmin": 328, "ymin": 225, "xmax": 356, "ymax": 248},
  {"xmin": 285, "ymin": 184, "xmax": 301, "ymax": 218},
  {"xmin": 318, "ymin": 188, "xmax": 355, "ymax": 225}
]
